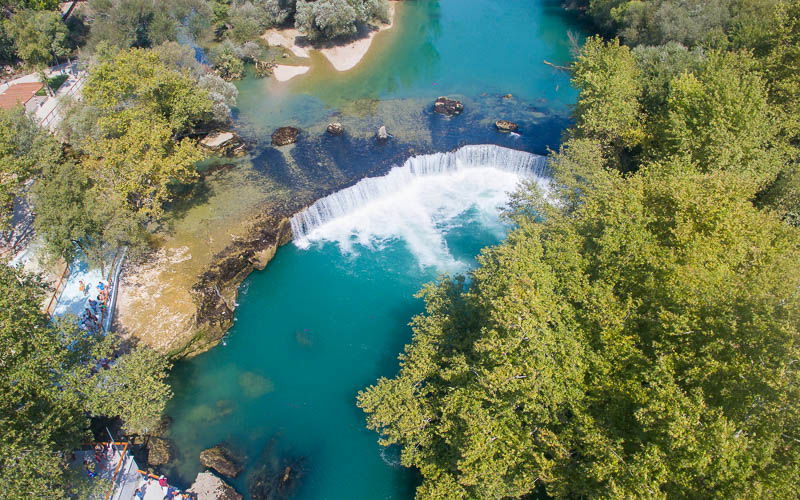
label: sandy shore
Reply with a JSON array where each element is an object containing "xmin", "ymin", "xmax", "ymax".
[
  {"xmin": 262, "ymin": 1, "xmax": 397, "ymax": 77},
  {"xmin": 319, "ymin": 2, "xmax": 396, "ymax": 71},
  {"xmin": 273, "ymin": 64, "xmax": 311, "ymax": 82}
]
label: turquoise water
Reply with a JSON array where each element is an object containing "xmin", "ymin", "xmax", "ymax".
[
  {"xmin": 166, "ymin": 1, "xmax": 583, "ymax": 497},
  {"xmin": 234, "ymin": 0, "xmax": 584, "ymax": 134}
]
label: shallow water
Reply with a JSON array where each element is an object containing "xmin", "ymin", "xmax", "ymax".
[{"xmin": 165, "ymin": 1, "xmax": 584, "ymax": 497}]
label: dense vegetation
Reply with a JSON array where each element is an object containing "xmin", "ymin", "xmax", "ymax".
[
  {"xmin": 0, "ymin": 265, "xmax": 172, "ymax": 496},
  {"xmin": 360, "ymin": 0, "xmax": 800, "ymax": 497}
]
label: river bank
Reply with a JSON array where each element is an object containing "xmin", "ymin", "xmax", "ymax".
[{"xmin": 266, "ymin": 0, "xmax": 398, "ymax": 82}]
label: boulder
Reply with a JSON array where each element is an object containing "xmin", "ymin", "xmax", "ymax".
[
  {"xmin": 271, "ymin": 126, "xmax": 299, "ymax": 146},
  {"xmin": 189, "ymin": 471, "xmax": 243, "ymax": 500},
  {"xmin": 502, "ymin": 93, "xmax": 513, "ymax": 99},
  {"xmin": 146, "ymin": 436, "xmax": 176, "ymax": 466},
  {"xmin": 495, "ymin": 120, "xmax": 519, "ymax": 132},
  {"xmin": 200, "ymin": 445, "xmax": 243, "ymax": 478},
  {"xmin": 433, "ymin": 96, "xmax": 463, "ymax": 116},
  {"xmin": 200, "ymin": 131, "xmax": 245, "ymax": 156},
  {"xmin": 326, "ymin": 122, "xmax": 344, "ymax": 135},
  {"xmin": 376, "ymin": 125, "xmax": 389, "ymax": 141}
]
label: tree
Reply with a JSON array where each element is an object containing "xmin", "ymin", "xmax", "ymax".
[
  {"xmin": 82, "ymin": 114, "xmax": 204, "ymax": 219},
  {"xmin": 295, "ymin": 0, "xmax": 389, "ymax": 41},
  {"xmin": 571, "ymin": 36, "xmax": 644, "ymax": 157},
  {"xmin": 658, "ymin": 51, "xmax": 782, "ymax": 189},
  {"xmin": 87, "ymin": 347, "xmax": 172, "ymax": 435},
  {"xmin": 31, "ymin": 160, "xmax": 98, "ymax": 262},
  {"xmin": 4, "ymin": 9, "xmax": 69, "ymax": 67},
  {"xmin": 0, "ymin": 266, "xmax": 112, "ymax": 496},
  {"xmin": 210, "ymin": 40, "xmax": 245, "ymax": 80},
  {"xmin": 0, "ymin": 107, "xmax": 61, "ymax": 228},
  {"xmin": 359, "ymin": 163, "xmax": 800, "ymax": 498},
  {"xmin": 82, "ymin": 47, "xmax": 214, "ymax": 135},
  {"xmin": 86, "ymin": 0, "xmax": 212, "ymax": 51}
]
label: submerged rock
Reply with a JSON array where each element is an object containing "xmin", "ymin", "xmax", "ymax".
[
  {"xmin": 271, "ymin": 127, "xmax": 300, "ymax": 146},
  {"xmin": 495, "ymin": 120, "xmax": 519, "ymax": 132},
  {"xmin": 326, "ymin": 122, "xmax": 344, "ymax": 135},
  {"xmin": 146, "ymin": 436, "xmax": 176, "ymax": 466},
  {"xmin": 502, "ymin": 93, "xmax": 513, "ymax": 99},
  {"xmin": 433, "ymin": 96, "xmax": 463, "ymax": 116},
  {"xmin": 248, "ymin": 436, "xmax": 304, "ymax": 500},
  {"xmin": 376, "ymin": 125, "xmax": 389, "ymax": 141},
  {"xmin": 189, "ymin": 471, "xmax": 243, "ymax": 500},
  {"xmin": 200, "ymin": 445, "xmax": 243, "ymax": 478}
]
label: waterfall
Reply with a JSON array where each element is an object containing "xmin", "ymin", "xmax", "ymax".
[{"xmin": 290, "ymin": 145, "xmax": 548, "ymax": 269}]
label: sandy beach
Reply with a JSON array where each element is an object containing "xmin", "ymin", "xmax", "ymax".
[
  {"xmin": 273, "ymin": 64, "xmax": 311, "ymax": 82},
  {"xmin": 262, "ymin": 1, "xmax": 397, "ymax": 77}
]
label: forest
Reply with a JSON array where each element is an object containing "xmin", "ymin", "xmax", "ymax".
[{"xmin": 359, "ymin": 0, "xmax": 800, "ymax": 498}]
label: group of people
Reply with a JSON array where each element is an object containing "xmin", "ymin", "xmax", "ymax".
[
  {"xmin": 77, "ymin": 279, "xmax": 112, "ymax": 333},
  {"xmin": 80, "ymin": 443, "xmax": 115, "ymax": 479},
  {"xmin": 134, "ymin": 475, "xmax": 197, "ymax": 499}
]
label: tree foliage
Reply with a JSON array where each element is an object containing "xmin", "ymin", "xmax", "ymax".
[
  {"xmin": 294, "ymin": 0, "xmax": 389, "ymax": 40},
  {"xmin": 360, "ymin": 149, "xmax": 800, "ymax": 498},
  {"xmin": 0, "ymin": 265, "xmax": 173, "ymax": 494},
  {"xmin": 3, "ymin": 9, "xmax": 69, "ymax": 67},
  {"xmin": 0, "ymin": 107, "xmax": 61, "ymax": 229}
]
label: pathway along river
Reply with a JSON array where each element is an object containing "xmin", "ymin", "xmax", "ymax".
[{"xmin": 165, "ymin": 1, "xmax": 585, "ymax": 498}]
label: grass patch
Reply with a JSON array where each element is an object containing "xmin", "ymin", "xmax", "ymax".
[{"xmin": 35, "ymin": 73, "xmax": 69, "ymax": 96}]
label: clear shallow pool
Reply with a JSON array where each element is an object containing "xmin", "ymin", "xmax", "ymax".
[{"xmin": 165, "ymin": 1, "xmax": 584, "ymax": 497}]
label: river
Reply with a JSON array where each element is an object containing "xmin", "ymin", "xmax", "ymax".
[{"xmin": 164, "ymin": 1, "xmax": 585, "ymax": 498}]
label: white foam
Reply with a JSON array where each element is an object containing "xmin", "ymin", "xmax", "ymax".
[{"xmin": 291, "ymin": 145, "xmax": 548, "ymax": 270}]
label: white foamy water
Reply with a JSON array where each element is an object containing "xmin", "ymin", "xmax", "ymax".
[{"xmin": 291, "ymin": 145, "xmax": 549, "ymax": 270}]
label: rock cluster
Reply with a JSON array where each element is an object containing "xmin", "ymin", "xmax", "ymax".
[
  {"xmin": 271, "ymin": 126, "xmax": 300, "ymax": 146},
  {"xmin": 188, "ymin": 471, "xmax": 243, "ymax": 500},
  {"xmin": 495, "ymin": 120, "xmax": 519, "ymax": 132},
  {"xmin": 200, "ymin": 131, "xmax": 246, "ymax": 156},
  {"xmin": 326, "ymin": 122, "xmax": 344, "ymax": 135},
  {"xmin": 200, "ymin": 445, "xmax": 243, "ymax": 478},
  {"xmin": 433, "ymin": 96, "xmax": 464, "ymax": 116}
]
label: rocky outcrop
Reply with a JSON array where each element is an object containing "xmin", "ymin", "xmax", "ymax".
[
  {"xmin": 189, "ymin": 471, "xmax": 243, "ymax": 500},
  {"xmin": 200, "ymin": 445, "xmax": 242, "ymax": 478},
  {"xmin": 433, "ymin": 96, "xmax": 463, "ymax": 116},
  {"xmin": 376, "ymin": 125, "xmax": 389, "ymax": 141},
  {"xmin": 271, "ymin": 127, "xmax": 300, "ymax": 146},
  {"xmin": 200, "ymin": 131, "xmax": 245, "ymax": 157},
  {"xmin": 326, "ymin": 122, "xmax": 344, "ymax": 135},
  {"xmin": 146, "ymin": 436, "xmax": 176, "ymax": 466},
  {"xmin": 182, "ymin": 217, "xmax": 294, "ymax": 358},
  {"xmin": 495, "ymin": 120, "xmax": 519, "ymax": 132}
]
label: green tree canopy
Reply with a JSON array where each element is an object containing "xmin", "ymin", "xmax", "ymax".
[
  {"xmin": 4, "ymin": 9, "xmax": 69, "ymax": 67},
  {"xmin": 0, "ymin": 265, "xmax": 173, "ymax": 494},
  {"xmin": 0, "ymin": 107, "xmax": 61, "ymax": 228},
  {"xmin": 572, "ymin": 36, "xmax": 644, "ymax": 157},
  {"xmin": 359, "ymin": 151, "xmax": 800, "ymax": 498},
  {"xmin": 82, "ymin": 47, "xmax": 213, "ymax": 136}
]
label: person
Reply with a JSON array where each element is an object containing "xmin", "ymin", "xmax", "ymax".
[
  {"xmin": 89, "ymin": 299, "xmax": 99, "ymax": 314},
  {"xmin": 79, "ymin": 280, "xmax": 86, "ymax": 294},
  {"xmin": 83, "ymin": 459, "xmax": 96, "ymax": 478},
  {"xmin": 97, "ymin": 281, "xmax": 105, "ymax": 291},
  {"xmin": 134, "ymin": 487, "xmax": 145, "ymax": 499},
  {"xmin": 159, "ymin": 475, "xmax": 169, "ymax": 496}
]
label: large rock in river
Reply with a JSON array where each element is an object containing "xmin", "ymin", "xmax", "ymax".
[
  {"xmin": 200, "ymin": 445, "xmax": 243, "ymax": 478},
  {"xmin": 189, "ymin": 471, "xmax": 243, "ymax": 500},
  {"xmin": 433, "ymin": 96, "xmax": 464, "ymax": 116},
  {"xmin": 271, "ymin": 126, "xmax": 299, "ymax": 146},
  {"xmin": 495, "ymin": 120, "xmax": 519, "ymax": 132},
  {"xmin": 146, "ymin": 436, "xmax": 176, "ymax": 466},
  {"xmin": 326, "ymin": 122, "xmax": 344, "ymax": 135}
]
